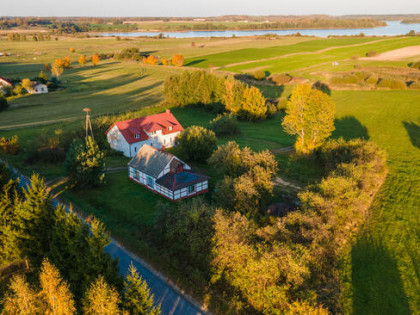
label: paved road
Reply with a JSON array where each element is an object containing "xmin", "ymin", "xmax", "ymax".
[{"xmin": 6, "ymin": 164, "xmax": 205, "ymax": 315}]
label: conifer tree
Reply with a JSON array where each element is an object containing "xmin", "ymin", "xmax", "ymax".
[
  {"xmin": 38, "ymin": 259, "xmax": 76, "ymax": 314},
  {"xmin": 123, "ymin": 264, "xmax": 161, "ymax": 315},
  {"xmin": 83, "ymin": 276, "xmax": 121, "ymax": 315},
  {"xmin": 3, "ymin": 275, "xmax": 38, "ymax": 314}
]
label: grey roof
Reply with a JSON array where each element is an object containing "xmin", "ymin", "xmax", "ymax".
[
  {"xmin": 156, "ymin": 171, "xmax": 209, "ymax": 191},
  {"xmin": 128, "ymin": 144, "xmax": 174, "ymax": 178}
]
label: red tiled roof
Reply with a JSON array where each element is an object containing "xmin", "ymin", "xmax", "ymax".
[{"xmin": 106, "ymin": 110, "xmax": 183, "ymax": 144}]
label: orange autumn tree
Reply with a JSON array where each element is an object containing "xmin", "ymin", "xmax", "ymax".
[
  {"xmin": 172, "ymin": 54, "xmax": 184, "ymax": 67},
  {"xmin": 63, "ymin": 56, "xmax": 71, "ymax": 68},
  {"xmin": 51, "ymin": 58, "xmax": 64, "ymax": 79},
  {"xmin": 79, "ymin": 55, "xmax": 87, "ymax": 66},
  {"xmin": 143, "ymin": 55, "xmax": 158, "ymax": 65},
  {"xmin": 161, "ymin": 57, "xmax": 171, "ymax": 65},
  {"xmin": 91, "ymin": 53, "xmax": 100, "ymax": 66}
]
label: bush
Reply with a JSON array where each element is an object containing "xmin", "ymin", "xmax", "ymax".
[
  {"xmin": 12, "ymin": 85, "xmax": 24, "ymax": 96},
  {"xmin": 365, "ymin": 75, "xmax": 378, "ymax": 85},
  {"xmin": 330, "ymin": 74, "xmax": 361, "ymax": 85},
  {"xmin": 0, "ymin": 135, "xmax": 19, "ymax": 155},
  {"xmin": 366, "ymin": 50, "xmax": 378, "ymax": 57},
  {"xmin": 172, "ymin": 54, "xmax": 184, "ymax": 67},
  {"xmin": 249, "ymin": 70, "xmax": 266, "ymax": 81},
  {"xmin": 237, "ymin": 86, "xmax": 267, "ymax": 121},
  {"xmin": 377, "ymin": 78, "xmax": 407, "ymax": 89},
  {"xmin": 276, "ymin": 97, "xmax": 288, "ymax": 112},
  {"xmin": 269, "ymin": 73, "xmax": 292, "ymax": 85},
  {"xmin": 209, "ymin": 113, "xmax": 240, "ymax": 137},
  {"xmin": 312, "ymin": 81, "xmax": 331, "ymax": 95},
  {"xmin": 0, "ymin": 96, "xmax": 8, "ymax": 111},
  {"xmin": 178, "ymin": 126, "xmax": 217, "ymax": 162},
  {"xmin": 117, "ymin": 48, "xmax": 141, "ymax": 60},
  {"xmin": 69, "ymin": 47, "xmax": 75, "ymax": 53},
  {"xmin": 409, "ymin": 81, "xmax": 420, "ymax": 90},
  {"xmin": 408, "ymin": 61, "xmax": 420, "ymax": 69}
]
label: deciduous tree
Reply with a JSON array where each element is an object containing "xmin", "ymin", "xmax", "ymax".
[
  {"xmin": 238, "ymin": 86, "xmax": 267, "ymax": 121},
  {"xmin": 172, "ymin": 54, "xmax": 184, "ymax": 67},
  {"xmin": 282, "ymin": 84, "xmax": 335, "ymax": 154},
  {"xmin": 21, "ymin": 78, "xmax": 34, "ymax": 93},
  {"xmin": 63, "ymin": 56, "xmax": 71, "ymax": 68},
  {"xmin": 91, "ymin": 53, "xmax": 100, "ymax": 66},
  {"xmin": 79, "ymin": 55, "xmax": 87, "ymax": 66},
  {"xmin": 178, "ymin": 126, "xmax": 217, "ymax": 162}
]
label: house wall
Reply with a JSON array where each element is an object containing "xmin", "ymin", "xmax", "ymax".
[
  {"xmin": 129, "ymin": 166, "xmax": 174, "ymax": 200},
  {"xmin": 156, "ymin": 157, "xmax": 191, "ymax": 179},
  {"xmin": 107, "ymin": 125, "xmax": 131, "ymax": 157},
  {"xmin": 145, "ymin": 130, "xmax": 181, "ymax": 150},
  {"xmin": 33, "ymin": 85, "xmax": 48, "ymax": 94},
  {"xmin": 173, "ymin": 180, "xmax": 208, "ymax": 200}
]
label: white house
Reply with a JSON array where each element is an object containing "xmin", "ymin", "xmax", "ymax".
[
  {"xmin": 32, "ymin": 83, "xmax": 48, "ymax": 94},
  {"xmin": 128, "ymin": 144, "xmax": 209, "ymax": 201},
  {"xmin": 106, "ymin": 109, "xmax": 183, "ymax": 157},
  {"xmin": 0, "ymin": 77, "xmax": 12, "ymax": 88}
]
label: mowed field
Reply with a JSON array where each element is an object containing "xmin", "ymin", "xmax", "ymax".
[{"xmin": 1, "ymin": 35, "xmax": 419, "ymax": 314}]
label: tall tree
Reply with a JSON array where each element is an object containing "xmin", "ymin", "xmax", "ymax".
[
  {"xmin": 91, "ymin": 53, "xmax": 100, "ymax": 66},
  {"xmin": 83, "ymin": 276, "xmax": 121, "ymax": 315},
  {"xmin": 123, "ymin": 264, "xmax": 161, "ymax": 315},
  {"xmin": 238, "ymin": 86, "xmax": 267, "ymax": 121},
  {"xmin": 79, "ymin": 55, "xmax": 87, "ymax": 66},
  {"xmin": 2, "ymin": 275, "xmax": 38, "ymax": 314},
  {"xmin": 51, "ymin": 58, "xmax": 64, "ymax": 79},
  {"xmin": 171, "ymin": 54, "xmax": 184, "ymax": 67},
  {"xmin": 282, "ymin": 84, "xmax": 335, "ymax": 154},
  {"xmin": 38, "ymin": 259, "xmax": 76, "ymax": 315}
]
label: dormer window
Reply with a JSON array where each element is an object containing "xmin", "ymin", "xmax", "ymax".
[
  {"xmin": 134, "ymin": 134, "xmax": 140, "ymax": 139},
  {"xmin": 168, "ymin": 126, "xmax": 173, "ymax": 131}
]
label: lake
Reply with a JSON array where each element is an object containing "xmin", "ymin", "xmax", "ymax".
[{"xmin": 99, "ymin": 21, "xmax": 420, "ymax": 38}]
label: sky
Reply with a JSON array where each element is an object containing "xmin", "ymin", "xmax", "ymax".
[{"xmin": 3, "ymin": 0, "xmax": 420, "ymax": 17}]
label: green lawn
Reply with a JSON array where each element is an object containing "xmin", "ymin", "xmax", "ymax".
[
  {"xmin": 185, "ymin": 37, "xmax": 381, "ymax": 68},
  {"xmin": 225, "ymin": 36, "xmax": 420, "ymax": 73}
]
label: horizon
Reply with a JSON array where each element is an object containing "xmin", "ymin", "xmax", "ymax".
[{"xmin": 3, "ymin": 0, "xmax": 420, "ymax": 18}]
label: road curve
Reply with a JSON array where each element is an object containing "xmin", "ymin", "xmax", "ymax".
[{"xmin": 5, "ymin": 163, "xmax": 206, "ymax": 315}]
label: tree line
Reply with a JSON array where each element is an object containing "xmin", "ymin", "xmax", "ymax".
[{"xmin": 0, "ymin": 164, "xmax": 160, "ymax": 314}]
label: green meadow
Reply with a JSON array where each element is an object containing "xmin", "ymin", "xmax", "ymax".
[{"xmin": 0, "ymin": 35, "xmax": 419, "ymax": 313}]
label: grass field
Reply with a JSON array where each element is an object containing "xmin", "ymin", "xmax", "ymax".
[{"xmin": 1, "ymin": 35, "xmax": 420, "ymax": 314}]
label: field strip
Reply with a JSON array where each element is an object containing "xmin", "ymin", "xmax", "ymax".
[
  {"xmin": 0, "ymin": 116, "xmax": 80, "ymax": 130},
  {"xmin": 218, "ymin": 37, "xmax": 399, "ymax": 69},
  {"xmin": 359, "ymin": 45, "xmax": 420, "ymax": 60}
]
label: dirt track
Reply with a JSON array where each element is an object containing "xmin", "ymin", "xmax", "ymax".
[{"xmin": 362, "ymin": 45, "xmax": 420, "ymax": 61}]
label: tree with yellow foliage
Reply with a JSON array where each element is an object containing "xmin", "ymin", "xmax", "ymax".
[
  {"xmin": 282, "ymin": 84, "xmax": 335, "ymax": 154},
  {"xmin": 79, "ymin": 55, "xmax": 87, "ymax": 66},
  {"xmin": 143, "ymin": 55, "xmax": 158, "ymax": 65},
  {"xmin": 21, "ymin": 78, "xmax": 34, "ymax": 93},
  {"xmin": 161, "ymin": 57, "xmax": 171, "ymax": 65},
  {"xmin": 3, "ymin": 275, "xmax": 38, "ymax": 314},
  {"xmin": 64, "ymin": 56, "xmax": 71, "ymax": 68},
  {"xmin": 172, "ymin": 54, "xmax": 184, "ymax": 67},
  {"xmin": 51, "ymin": 58, "xmax": 64, "ymax": 79},
  {"xmin": 91, "ymin": 53, "xmax": 100, "ymax": 66},
  {"xmin": 237, "ymin": 85, "xmax": 267, "ymax": 121},
  {"xmin": 38, "ymin": 259, "xmax": 76, "ymax": 314},
  {"xmin": 69, "ymin": 47, "xmax": 75, "ymax": 53},
  {"xmin": 83, "ymin": 276, "xmax": 121, "ymax": 315}
]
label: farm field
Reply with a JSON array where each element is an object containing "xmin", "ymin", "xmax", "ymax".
[{"xmin": 1, "ymin": 35, "xmax": 420, "ymax": 314}]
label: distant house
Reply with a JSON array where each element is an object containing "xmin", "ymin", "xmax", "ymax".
[
  {"xmin": 31, "ymin": 83, "xmax": 48, "ymax": 94},
  {"xmin": 106, "ymin": 109, "xmax": 183, "ymax": 158},
  {"xmin": 0, "ymin": 77, "xmax": 12, "ymax": 88},
  {"xmin": 128, "ymin": 144, "xmax": 209, "ymax": 201}
]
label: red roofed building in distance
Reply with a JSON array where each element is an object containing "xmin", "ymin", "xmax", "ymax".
[{"xmin": 106, "ymin": 109, "xmax": 184, "ymax": 157}]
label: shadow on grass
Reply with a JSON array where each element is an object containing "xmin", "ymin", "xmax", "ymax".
[
  {"xmin": 403, "ymin": 121, "xmax": 420, "ymax": 149},
  {"xmin": 352, "ymin": 238, "xmax": 410, "ymax": 315},
  {"xmin": 332, "ymin": 116, "xmax": 370, "ymax": 140},
  {"xmin": 184, "ymin": 59, "xmax": 207, "ymax": 67}
]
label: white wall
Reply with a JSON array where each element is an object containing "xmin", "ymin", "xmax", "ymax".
[
  {"xmin": 107, "ymin": 125, "xmax": 130, "ymax": 157},
  {"xmin": 174, "ymin": 180, "xmax": 208, "ymax": 200}
]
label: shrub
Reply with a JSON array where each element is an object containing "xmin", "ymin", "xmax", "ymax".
[
  {"xmin": 377, "ymin": 78, "xmax": 407, "ymax": 90},
  {"xmin": 237, "ymin": 86, "xmax": 267, "ymax": 121},
  {"xmin": 209, "ymin": 113, "xmax": 240, "ymax": 137},
  {"xmin": 69, "ymin": 47, "xmax": 75, "ymax": 53},
  {"xmin": 161, "ymin": 57, "xmax": 171, "ymax": 65},
  {"xmin": 408, "ymin": 61, "xmax": 420, "ymax": 69},
  {"xmin": 0, "ymin": 135, "xmax": 19, "ymax": 155},
  {"xmin": 21, "ymin": 78, "xmax": 34, "ymax": 93},
  {"xmin": 91, "ymin": 53, "xmax": 100, "ymax": 66},
  {"xmin": 269, "ymin": 73, "xmax": 292, "ymax": 85},
  {"xmin": 12, "ymin": 85, "xmax": 23, "ymax": 96},
  {"xmin": 250, "ymin": 70, "xmax": 266, "ymax": 81},
  {"xmin": 330, "ymin": 74, "xmax": 361, "ymax": 85},
  {"xmin": 409, "ymin": 81, "xmax": 420, "ymax": 90},
  {"xmin": 178, "ymin": 126, "xmax": 217, "ymax": 162},
  {"xmin": 0, "ymin": 96, "xmax": 8, "ymax": 111},
  {"xmin": 366, "ymin": 50, "xmax": 378, "ymax": 57},
  {"xmin": 276, "ymin": 97, "xmax": 288, "ymax": 112},
  {"xmin": 63, "ymin": 56, "xmax": 71, "ymax": 68},
  {"xmin": 354, "ymin": 71, "xmax": 371, "ymax": 81},
  {"xmin": 143, "ymin": 55, "xmax": 158, "ymax": 65},
  {"xmin": 78, "ymin": 55, "xmax": 87, "ymax": 66},
  {"xmin": 365, "ymin": 75, "xmax": 378, "ymax": 85},
  {"xmin": 117, "ymin": 48, "xmax": 141, "ymax": 60},
  {"xmin": 312, "ymin": 81, "xmax": 331, "ymax": 95}
]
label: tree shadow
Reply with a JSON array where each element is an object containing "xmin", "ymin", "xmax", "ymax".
[
  {"xmin": 332, "ymin": 116, "xmax": 370, "ymax": 140},
  {"xmin": 403, "ymin": 121, "xmax": 420, "ymax": 149},
  {"xmin": 351, "ymin": 238, "xmax": 410, "ymax": 315},
  {"xmin": 184, "ymin": 59, "xmax": 207, "ymax": 67}
]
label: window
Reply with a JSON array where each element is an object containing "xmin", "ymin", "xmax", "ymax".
[
  {"xmin": 147, "ymin": 176, "xmax": 154, "ymax": 188},
  {"xmin": 168, "ymin": 126, "xmax": 173, "ymax": 131},
  {"xmin": 134, "ymin": 171, "xmax": 140, "ymax": 180},
  {"xmin": 134, "ymin": 134, "xmax": 140, "ymax": 139},
  {"xmin": 164, "ymin": 139, "xmax": 166, "ymax": 144},
  {"xmin": 188, "ymin": 185, "xmax": 195, "ymax": 194}
]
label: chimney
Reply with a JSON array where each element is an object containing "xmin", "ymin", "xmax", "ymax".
[{"xmin": 166, "ymin": 109, "xmax": 170, "ymax": 114}]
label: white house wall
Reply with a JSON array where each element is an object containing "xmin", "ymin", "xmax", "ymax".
[
  {"xmin": 107, "ymin": 126, "xmax": 130, "ymax": 157},
  {"xmin": 173, "ymin": 180, "xmax": 208, "ymax": 200}
]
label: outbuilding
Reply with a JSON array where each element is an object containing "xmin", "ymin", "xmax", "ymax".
[{"xmin": 128, "ymin": 144, "xmax": 209, "ymax": 201}]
